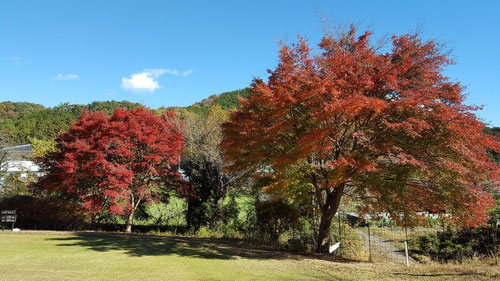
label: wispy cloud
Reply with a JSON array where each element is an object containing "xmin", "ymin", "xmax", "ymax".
[
  {"xmin": 53, "ymin": 73, "xmax": 79, "ymax": 80},
  {"xmin": 121, "ymin": 68, "xmax": 192, "ymax": 93},
  {"xmin": 162, "ymin": 69, "xmax": 179, "ymax": 76}
]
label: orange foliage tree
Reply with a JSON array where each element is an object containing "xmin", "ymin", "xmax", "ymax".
[{"xmin": 222, "ymin": 27, "xmax": 500, "ymax": 252}]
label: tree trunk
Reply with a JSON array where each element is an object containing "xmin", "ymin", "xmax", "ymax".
[
  {"xmin": 125, "ymin": 207, "xmax": 135, "ymax": 233},
  {"xmin": 316, "ymin": 185, "xmax": 344, "ymax": 253},
  {"xmin": 186, "ymin": 201, "xmax": 194, "ymax": 229},
  {"xmin": 215, "ymin": 196, "xmax": 224, "ymax": 224},
  {"xmin": 125, "ymin": 196, "xmax": 140, "ymax": 233}
]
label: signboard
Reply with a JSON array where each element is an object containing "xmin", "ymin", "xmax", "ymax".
[
  {"xmin": 1, "ymin": 215, "xmax": 16, "ymax": 223},
  {"xmin": 1, "ymin": 210, "xmax": 17, "ymax": 230}
]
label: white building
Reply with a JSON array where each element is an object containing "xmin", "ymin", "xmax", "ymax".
[
  {"xmin": 0, "ymin": 144, "xmax": 42, "ymax": 181},
  {"xmin": 2, "ymin": 160, "xmax": 42, "ymax": 177}
]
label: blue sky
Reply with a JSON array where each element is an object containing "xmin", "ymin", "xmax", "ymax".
[{"xmin": 1, "ymin": 0, "xmax": 499, "ymax": 126}]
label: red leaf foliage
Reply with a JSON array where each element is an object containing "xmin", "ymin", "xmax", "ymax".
[
  {"xmin": 222, "ymin": 27, "xmax": 500, "ymax": 227},
  {"xmin": 36, "ymin": 107, "xmax": 185, "ymax": 216}
]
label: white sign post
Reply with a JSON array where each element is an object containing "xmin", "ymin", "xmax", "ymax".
[{"xmin": 404, "ymin": 241, "xmax": 410, "ymax": 267}]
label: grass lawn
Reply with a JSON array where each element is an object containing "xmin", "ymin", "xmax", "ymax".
[{"xmin": 0, "ymin": 232, "xmax": 498, "ymax": 281}]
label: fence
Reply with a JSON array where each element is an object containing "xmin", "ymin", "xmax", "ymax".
[{"xmin": 330, "ymin": 212, "xmax": 500, "ymax": 264}]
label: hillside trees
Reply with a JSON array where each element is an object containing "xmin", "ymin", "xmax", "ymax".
[
  {"xmin": 0, "ymin": 103, "xmax": 84, "ymax": 144},
  {"xmin": 35, "ymin": 107, "xmax": 185, "ymax": 232},
  {"xmin": 222, "ymin": 26, "xmax": 500, "ymax": 252},
  {"xmin": 196, "ymin": 89, "xmax": 252, "ymax": 110},
  {"xmin": 0, "ymin": 101, "xmax": 45, "ymax": 123},
  {"xmin": 179, "ymin": 88, "xmax": 252, "ymax": 116},
  {"xmin": 0, "ymin": 101, "xmax": 141, "ymax": 144}
]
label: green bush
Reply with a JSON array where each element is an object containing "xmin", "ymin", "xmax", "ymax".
[
  {"xmin": 374, "ymin": 217, "xmax": 398, "ymax": 228},
  {"xmin": 255, "ymin": 199, "xmax": 300, "ymax": 242},
  {"xmin": 284, "ymin": 217, "xmax": 316, "ymax": 252},
  {"xmin": 286, "ymin": 238, "xmax": 309, "ymax": 252},
  {"xmin": 145, "ymin": 197, "xmax": 187, "ymax": 227},
  {"xmin": 411, "ymin": 227, "xmax": 499, "ymax": 262},
  {"xmin": 195, "ymin": 226, "xmax": 216, "ymax": 238},
  {"xmin": 488, "ymin": 199, "xmax": 500, "ymax": 226},
  {"xmin": 221, "ymin": 193, "xmax": 257, "ymax": 237}
]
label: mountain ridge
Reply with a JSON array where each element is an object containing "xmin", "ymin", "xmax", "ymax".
[{"xmin": 0, "ymin": 89, "xmax": 251, "ymax": 144}]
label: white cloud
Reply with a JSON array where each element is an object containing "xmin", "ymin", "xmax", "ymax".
[
  {"xmin": 182, "ymin": 69, "xmax": 193, "ymax": 77},
  {"xmin": 53, "ymin": 73, "xmax": 79, "ymax": 80},
  {"xmin": 121, "ymin": 69, "xmax": 163, "ymax": 92}
]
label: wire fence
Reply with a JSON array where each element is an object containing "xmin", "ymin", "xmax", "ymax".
[{"xmin": 330, "ymin": 212, "xmax": 500, "ymax": 264}]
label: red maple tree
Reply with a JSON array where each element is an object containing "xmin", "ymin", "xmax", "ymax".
[
  {"xmin": 222, "ymin": 27, "xmax": 500, "ymax": 252},
  {"xmin": 37, "ymin": 107, "xmax": 185, "ymax": 232}
]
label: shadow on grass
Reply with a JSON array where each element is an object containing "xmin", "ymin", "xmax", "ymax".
[{"xmin": 48, "ymin": 232, "xmax": 288, "ymax": 260}]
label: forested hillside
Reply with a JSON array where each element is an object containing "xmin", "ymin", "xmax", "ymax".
[
  {"xmin": 0, "ymin": 89, "xmax": 250, "ymax": 145},
  {"xmin": 0, "ymin": 102, "xmax": 45, "ymax": 123},
  {"xmin": 0, "ymin": 101, "xmax": 141, "ymax": 144},
  {"xmin": 190, "ymin": 88, "xmax": 251, "ymax": 111},
  {"xmin": 485, "ymin": 127, "xmax": 500, "ymax": 163},
  {"xmin": 159, "ymin": 88, "xmax": 251, "ymax": 116}
]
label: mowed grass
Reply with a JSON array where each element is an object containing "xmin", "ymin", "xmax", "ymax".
[{"xmin": 0, "ymin": 232, "xmax": 499, "ymax": 281}]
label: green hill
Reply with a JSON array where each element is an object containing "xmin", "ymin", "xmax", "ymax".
[
  {"xmin": 163, "ymin": 88, "xmax": 251, "ymax": 116},
  {"xmin": 0, "ymin": 90, "xmax": 251, "ymax": 145},
  {"xmin": 0, "ymin": 102, "xmax": 45, "ymax": 123},
  {"xmin": 0, "ymin": 101, "xmax": 141, "ymax": 144}
]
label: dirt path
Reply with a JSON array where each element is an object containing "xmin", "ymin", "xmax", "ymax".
[{"xmin": 355, "ymin": 229, "xmax": 415, "ymax": 264}]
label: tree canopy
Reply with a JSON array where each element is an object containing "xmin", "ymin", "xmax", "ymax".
[
  {"xmin": 180, "ymin": 105, "xmax": 245, "ymax": 228},
  {"xmin": 35, "ymin": 107, "xmax": 185, "ymax": 232},
  {"xmin": 222, "ymin": 26, "xmax": 500, "ymax": 252}
]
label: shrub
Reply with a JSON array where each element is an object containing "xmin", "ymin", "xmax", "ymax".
[
  {"xmin": 222, "ymin": 193, "xmax": 239, "ymax": 225},
  {"xmin": 0, "ymin": 195, "xmax": 90, "ymax": 230},
  {"xmin": 411, "ymin": 227, "xmax": 499, "ymax": 262},
  {"xmin": 284, "ymin": 217, "xmax": 316, "ymax": 252},
  {"xmin": 374, "ymin": 217, "xmax": 398, "ymax": 228},
  {"xmin": 192, "ymin": 225, "xmax": 238, "ymax": 238},
  {"xmin": 286, "ymin": 238, "xmax": 308, "ymax": 252},
  {"xmin": 0, "ymin": 171, "xmax": 38, "ymax": 198},
  {"xmin": 255, "ymin": 199, "xmax": 300, "ymax": 242},
  {"xmin": 488, "ymin": 199, "xmax": 500, "ymax": 227},
  {"xmin": 144, "ymin": 197, "xmax": 187, "ymax": 227},
  {"xmin": 195, "ymin": 226, "xmax": 215, "ymax": 238}
]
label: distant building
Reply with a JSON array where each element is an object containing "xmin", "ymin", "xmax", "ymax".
[
  {"xmin": 2, "ymin": 144, "xmax": 34, "ymax": 161},
  {"xmin": 0, "ymin": 144, "xmax": 42, "ymax": 181}
]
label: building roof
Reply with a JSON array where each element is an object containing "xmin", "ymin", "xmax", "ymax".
[
  {"xmin": 1, "ymin": 144, "xmax": 33, "ymax": 161},
  {"xmin": 3, "ymin": 144, "xmax": 33, "ymax": 153}
]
